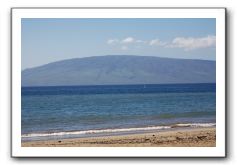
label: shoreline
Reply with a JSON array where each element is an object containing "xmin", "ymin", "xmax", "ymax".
[{"xmin": 22, "ymin": 127, "xmax": 216, "ymax": 147}]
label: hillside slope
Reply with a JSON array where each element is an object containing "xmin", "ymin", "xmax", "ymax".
[{"xmin": 22, "ymin": 55, "xmax": 216, "ymax": 86}]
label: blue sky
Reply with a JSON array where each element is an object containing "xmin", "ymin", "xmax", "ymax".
[{"xmin": 22, "ymin": 18, "xmax": 216, "ymax": 70}]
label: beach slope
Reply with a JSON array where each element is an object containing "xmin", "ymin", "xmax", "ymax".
[{"xmin": 22, "ymin": 127, "xmax": 216, "ymax": 147}]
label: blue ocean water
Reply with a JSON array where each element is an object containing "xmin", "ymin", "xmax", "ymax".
[{"xmin": 21, "ymin": 83, "xmax": 216, "ymax": 141}]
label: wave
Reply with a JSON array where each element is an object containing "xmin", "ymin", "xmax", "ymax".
[
  {"xmin": 171, "ymin": 123, "xmax": 216, "ymax": 128},
  {"xmin": 22, "ymin": 122, "xmax": 215, "ymax": 139}
]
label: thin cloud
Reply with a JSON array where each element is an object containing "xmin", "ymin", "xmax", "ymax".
[
  {"xmin": 149, "ymin": 39, "xmax": 167, "ymax": 46},
  {"xmin": 168, "ymin": 35, "xmax": 216, "ymax": 51},
  {"xmin": 107, "ymin": 35, "xmax": 216, "ymax": 52},
  {"xmin": 107, "ymin": 37, "xmax": 146, "ymax": 45},
  {"xmin": 107, "ymin": 39, "xmax": 119, "ymax": 45},
  {"xmin": 136, "ymin": 40, "xmax": 147, "ymax": 44},
  {"xmin": 121, "ymin": 37, "xmax": 135, "ymax": 44}
]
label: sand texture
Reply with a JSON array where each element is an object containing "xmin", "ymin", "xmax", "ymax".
[{"xmin": 22, "ymin": 127, "xmax": 216, "ymax": 147}]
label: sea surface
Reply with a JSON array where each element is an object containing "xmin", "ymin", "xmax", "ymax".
[{"xmin": 21, "ymin": 83, "xmax": 216, "ymax": 141}]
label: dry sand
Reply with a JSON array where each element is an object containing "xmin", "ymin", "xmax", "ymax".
[{"xmin": 22, "ymin": 127, "xmax": 215, "ymax": 147}]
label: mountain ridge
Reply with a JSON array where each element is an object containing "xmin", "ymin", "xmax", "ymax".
[
  {"xmin": 22, "ymin": 55, "xmax": 215, "ymax": 72},
  {"xmin": 22, "ymin": 55, "xmax": 216, "ymax": 87}
]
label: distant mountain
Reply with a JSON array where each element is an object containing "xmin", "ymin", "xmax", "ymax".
[{"xmin": 22, "ymin": 55, "xmax": 216, "ymax": 86}]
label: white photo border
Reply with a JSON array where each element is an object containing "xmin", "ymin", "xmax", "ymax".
[{"xmin": 11, "ymin": 8, "xmax": 226, "ymax": 157}]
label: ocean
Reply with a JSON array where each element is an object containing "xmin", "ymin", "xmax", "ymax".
[{"xmin": 21, "ymin": 83, "xmax": 216, "ymax": 141}]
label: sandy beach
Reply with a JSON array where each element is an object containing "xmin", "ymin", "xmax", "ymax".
[{"xmin": 22, "ymin": 127, "xmax": 215, "ymax": 147}]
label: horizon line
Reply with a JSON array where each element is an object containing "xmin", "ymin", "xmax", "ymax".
[{"xmin": 21, "ymin": 82, "xmax": 216, "ymax": 88}]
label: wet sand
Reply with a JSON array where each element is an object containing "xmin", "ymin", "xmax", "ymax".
[{"xmin": 22, "ymin": 127, "xmax": 216, "ymax": 147}]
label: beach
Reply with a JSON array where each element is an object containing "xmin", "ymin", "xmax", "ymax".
[{"xmin": 22, "ymin": 127, "xmax": 215, "ymax": 147}]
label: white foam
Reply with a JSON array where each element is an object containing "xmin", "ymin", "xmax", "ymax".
[
  {"xmin": 22, "ymin": 126, "xmax": 171, "ymax": 138},
  {"xmin": 22, "ymin": 123, "xmax": 216, "ymax": 138},
  {"xmin": 174, "ymin": 123, "xmax": 216, "ymax": 127}
]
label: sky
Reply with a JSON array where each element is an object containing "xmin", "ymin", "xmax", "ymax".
[{"xmin": 22, "ymin": 18, "xmax": 216, "ymax": 70}]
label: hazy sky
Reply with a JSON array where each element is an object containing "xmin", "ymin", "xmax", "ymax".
[{"xmin": 22, "ymin": 18, "xmax": 216, "ymax": 70}]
